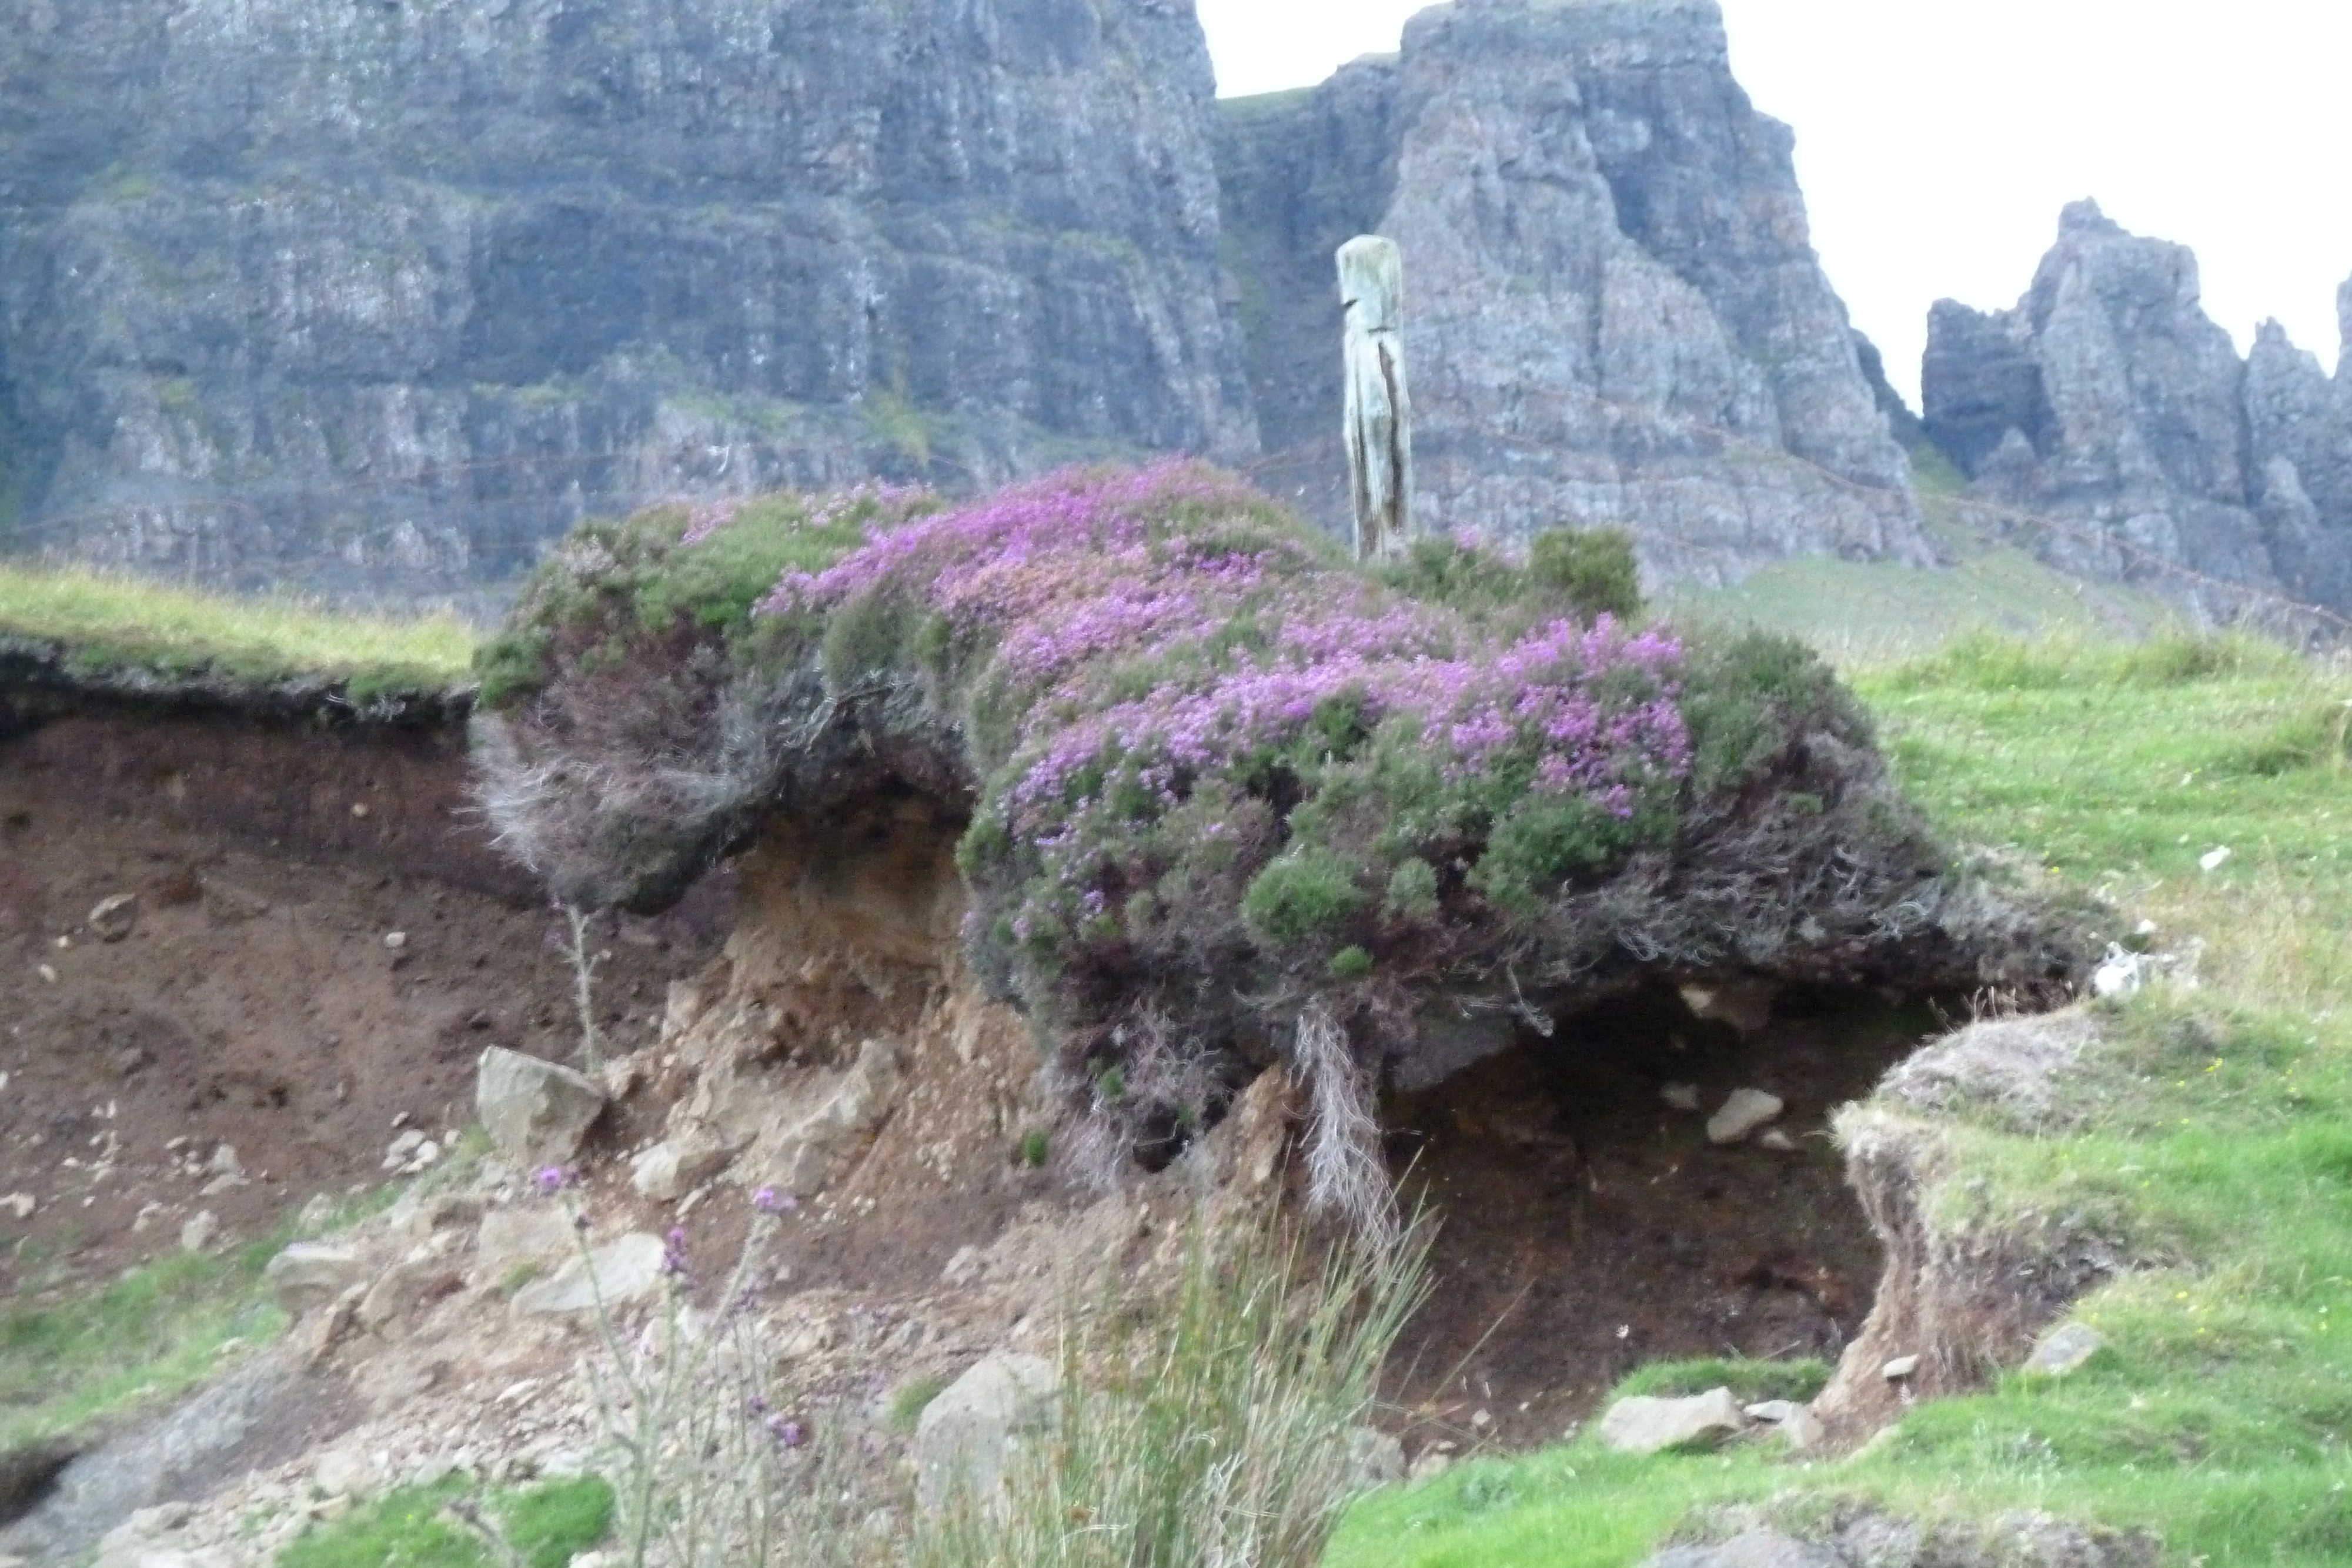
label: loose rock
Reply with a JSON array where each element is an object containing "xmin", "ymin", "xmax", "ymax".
[
  {"xmin": 914, "ymin": 1352, "xmax": 1058, "ymax": 1510},
  {"xmin": 86, "ymin": 893, "xmax": 139, "ymax": 942},
  {"xmin": 1881, "ymin": 1354, "xmax": 1920, "ymax": 1380},
  {"xmin": 262, "ymin": 1243, "xmax": 369, "ymax": 1316},
  {"xmin": 1660, "ymin": 1083, "xmax": 1702, "ymax": 1112},
  {"xmin": 180, "ymin": 1211, "xmax": 219, "ymax": 1253},
  {"xmin": 1707, "ymin": 1089, "xmax": 1785, "ymax": 1145},
  {"xmin": 510, "ymin": 1233, "xmax": 666, "ymax": 1315},
  {"xmin": 2023, "ymin": 1322, "xmax": 2105, "ymax": 1378},
  {"xmin": 475, "ymin": 1048, "xmax": 607, "ymax": 1167},
  {"xmin": 1598, "ymin": 1388, "xmax": 1747, "ymax": 1455}
]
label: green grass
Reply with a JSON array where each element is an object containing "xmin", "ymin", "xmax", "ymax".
[
  {"xmin": 0, "ymin": 560, "xmax": 475, "ymax": 697},
  {"xmin": 1328, "ymin": 628, "xmax": 2352, "ymax": 1567},
  {"xmin": 278, "ymin": 1476, "xmax": 613, "ymax": 1568},
  {"xmin": 0, "ymin": 1235, "xmax": 288, "ymax": 1452}
]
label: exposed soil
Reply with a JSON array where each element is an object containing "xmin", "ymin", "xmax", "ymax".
[
  {"xmin": 1382, "ymin": 983, "xmax": 1937, "ymax": 1455},
  {"xmin": 0, "ymin": 708, "xmax": 727, "ymax": 1304}
]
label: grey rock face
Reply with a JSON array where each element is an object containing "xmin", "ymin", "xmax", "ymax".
[
  {"xmin": 1922, "ymin": 201, "xmax": 2352, "ymax": 616},
  {"xmin": 0, "ymin": 0, "xmax": 1254, "ymax": 597},
  {"xmin": 1217, "ymin": 0, "xmax": 1925, "ymax": 583}
]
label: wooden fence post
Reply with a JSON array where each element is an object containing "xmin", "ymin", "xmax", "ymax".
[{"xmin": 1338, "ymin": 235, "xmax": 1414, "ymax": 562}]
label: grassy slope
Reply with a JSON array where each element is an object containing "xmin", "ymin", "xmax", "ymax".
[
  {"xmin": 1328, "ymin": 634, "xmax": 2352, "ymax": 1566},
  {"xmin": 0, "ymin": 561, "xmax": 475, "ymax": 696}
]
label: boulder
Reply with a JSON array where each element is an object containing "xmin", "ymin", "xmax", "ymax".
[
  {"xmin": 510, "ymin": 1233, "xmax": 666, "ymax": 1316},
  {"xmin": 914, "ymin": 1353, "xmax": 1060, "ymax": 1510},
  {"xmin": 1706, "ymin": 1089, "xmax": 1785, "ymax": 1145},
  {"xmin": 476, "ymin": 1048, "xmax": 606, "ymax": 1168},
  {"xmin": 1597, "ymin": 1388, "xmax": 1747, "ymax": 1455},
  {"xmin": 754, "ymin": 1038, "xmax": 904, "ymax": 1196},
  {"xmin": 262, "ymin": 1242, "xmax": 369, "ymax": 1316}
]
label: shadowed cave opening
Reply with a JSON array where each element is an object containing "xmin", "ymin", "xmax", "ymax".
[{"xmin": 1379, "ymin": 981, "xmax": 1945, "ymax": 1456}]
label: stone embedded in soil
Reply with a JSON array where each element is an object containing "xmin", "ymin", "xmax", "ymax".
[
  {"xmin": 1661, "ymin": 1082, "xmax": 1702, "ymax": 1112},
  {"xmin": 476, "ymin": 1207, "xmax": 577, "ymax": 1278},
  {"xmin": 1678, "ymin": 982, "xmax": 1779, "ymax": 1037},
  {"xmin": 475, "ymin": 1047, "xmax": 607, "ymax": 1167},
  {"xmin": 1598, "ymin": 1387, "xmax": 1748, "ymax": 1454},
  {"xmin": 509, "ymin": 1232, "xmax": 664, "ymax": 1315},
  {"xmin": 262, "ymin": 1242, "xmax": 368, "ymax": 1316},
  {"xmin": 1882, "ymin": 1354, "xmax": 1920, "ymax": 1380},
  {"xmin": 2023, "ymin": 1322, "xmax": 2105, "ymax": 1378},
  {"xmin": 914, "ymin": 1352, "xmax": 1058, "ymax": 1510},
  {"xmin": 628, "ymin": 1137, "xmax": 729, "ymax": 1203},
  {"xmin": 1756, "ymin": 1129, "xmax": 1799, "ymax": 1153},
  {"xmin": 85, "ymin": 893, "xmax": 138, "ymax": 942},
  {"xmin": 1706, "ymin": 1088, "xmax": 1786, "ymax": 1145},
  {"xmin": 179, "ymin": 1211, "xmax": 218, "ymax": 1253}
]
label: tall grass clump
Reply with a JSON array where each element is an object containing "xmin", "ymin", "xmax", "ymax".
[{"xmin": 916, "ymin": 1213, "xmax": 1431, "ymax": 1568}]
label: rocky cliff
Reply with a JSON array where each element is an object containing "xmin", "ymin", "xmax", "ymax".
[
  {"xmin": 0, "ymin": 0, "xmax": 1254, "ymax": 597},
  {"xmin": 1921, "ymin": 201, "xmax": 2352, "ymax": 617},
  {"xmin": 1217, "ymin": 0, "xmax": 1926, "ymax": 584},
  {"xmin": 0, "ymin": 0, "xmax": 1925, "ymax": 600}
]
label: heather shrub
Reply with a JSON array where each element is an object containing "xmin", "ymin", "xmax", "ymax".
[
  {"xmin": 1528, "ymin": 525, "xmax": 1642, "ymax": 622},
  {"xmin": 477, "ymin": 462, "xmax": 2083, "ymax": 1218}
]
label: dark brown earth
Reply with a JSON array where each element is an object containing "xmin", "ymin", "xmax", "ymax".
[
  {"xmin": 3, "ymin": 703, "xmax": 1932, "ymax": 1473},
  {"xmin": 0, "ymin": 708, "xmax": 726, "ymax": 1304},
  {"xmin": 1383, "ymin": 982, "xmax": 1936, "ymax": 1455}
]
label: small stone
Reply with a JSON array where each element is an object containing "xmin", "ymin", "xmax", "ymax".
[
  {"xmin": 914, "ymin": 1352, "xmax": 1060, "ymax": 1510},
  {"xmin": 1743, "ymin": 1400, "xmax": 1798, "ymax": 1423},
  {"xmin": 628, "ymin": 1137, "xmax": 729, "ymax": 1203},
  {"xmin": 1469, "ymin": 1408, "xmax": 1492, "ymax": 1430},
  {"xmin": 1706, "ymin": 1088, "xmax": 1785, "ymax": 1145},
  {"xmin": 2023, "ymin": 1322, "xmax": 2105, "ymax": 1378},
  {"xmin": 477, "ymin": 1047, "xmax": 607, "ymax": 1167},
  {"xmin": 2199, "ymin": 846, "xmax": 2231, "ymax": 873},
  {"xmin": 1, "ymin": 1193, "xmax": 32, "ymax": 1219},
  {"xmin": 383, "ymin": 931, "xmax": 408, "ymax": 950},
  {"xmin": 1660, "ymin": 1082, "xmax": 1702, "ymax": 1112},
  {"xmin": 1881, "ymin": 1354, "xmax": 1920, "ymax": 1380},
  {"xmin": 36, "ymin": 964, "xmax": 56, "ymax": 984},
  {"xmin": 86, "ymin": 892, "xmax": 139, "ymax": 942},
  {"xmin": 263, "ymin": 1242, "xmax": 368, "ymax": 1315},
  {"xmin": 1406, "ymin": 1449, "xmax": 1452, "ymax": 1485},
  {"xmin": 1756, "ymin": 1129, "xmax": 1798, "ymax": 1152},
  {"xmin": 1598, "ymin": 1387, "xmax": 1747, "ymax": 1454},
  {"xmin": 350, "ymin": 802, "xmax": 370, "ymax": 819},
  {"xmin": 181, "ymin": 1210, "xmax": 219, "ymax": 1252}
]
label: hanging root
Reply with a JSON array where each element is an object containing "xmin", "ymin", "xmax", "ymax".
[{"xmin": 1295, "ymin": 997, "xmax": 1399, "ymax": 1252}]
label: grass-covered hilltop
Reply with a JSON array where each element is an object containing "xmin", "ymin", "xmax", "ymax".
[{"xmin": 474, "ymin": 462, "xmax": 2082, "ymax": 1213}]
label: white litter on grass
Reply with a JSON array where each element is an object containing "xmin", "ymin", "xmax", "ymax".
[{"xmin": 2199, "ymin": 846, "xmax": 2232, "ymax": 873}]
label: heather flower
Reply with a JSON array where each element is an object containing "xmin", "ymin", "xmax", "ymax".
[
  {"xmin": 764, "ymin": 1414, "xmax": 806, "ymax": 1450},
  {"xmin": 533, "ymin": 1165, "xmax": 569, "ymax": 1198},
  {"xmin": 662, "ymin": 1225, "xmax": 691, "ymax": 1281},
  {"xmin": 752, "ymin": 1186, "xmax": 796, "ymax": 1216}
]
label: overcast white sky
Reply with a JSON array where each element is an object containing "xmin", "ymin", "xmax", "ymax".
[{"xmin": 1194, "ymin": 0, "xmax": 2352, "ymax": 407}]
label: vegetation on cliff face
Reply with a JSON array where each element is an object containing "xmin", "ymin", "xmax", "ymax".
[{"xmin": 476, "ymin": 463, "xmax": 2078, "ymax": 1209}]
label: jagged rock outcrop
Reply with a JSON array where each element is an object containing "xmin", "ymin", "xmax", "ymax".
[
  {"xmin": 0, "ymin": 0, "xmax": 1254, "ymax": 597},
  {"xmin": 0, "ymin": 0, "xmax": 1925, "ymax": 601},
  {"xmin": 1922, "ymin": 200, "xmax": 2352, "ymax": 618},
  {"xmin": 1216, "ymin": 0, "xmax": 1926, "ymax": 584}
]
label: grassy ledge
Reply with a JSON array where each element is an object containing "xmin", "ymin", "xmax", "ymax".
[
  {"xmin": 1328, "ymin": 630, "xmax": 2352, "ymax": 1567},
  {"xmin": 0, "ymin": 561, "xmax": 475, "ymax": 711}
]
